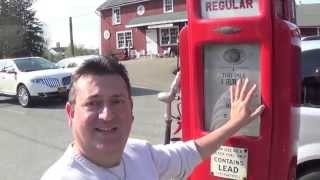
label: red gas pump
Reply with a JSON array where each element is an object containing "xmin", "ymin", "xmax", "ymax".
[{"xmin": 179, "ymin": 0, "xmax": 300, "ymax": 179}]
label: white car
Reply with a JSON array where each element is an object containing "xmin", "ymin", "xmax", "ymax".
[
  {"xmin": 297, "ymin": 39, "xmax": 320, "ymax": 179},
  {"xmin": 0, "ymin": 57, "xmax": 72, "ymax": 107},
  {"xmin": 56, "ymin": 55, "xmax": 99, "ymax": 69}
]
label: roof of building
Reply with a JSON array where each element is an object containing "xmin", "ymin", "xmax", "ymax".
[
  {"xmin": 126, "ymin": 11, "xmax": 187, "ymax": 28},
  {"xmin": 49, "ymin": 47, "xmax": 66, "ymax": 55},
  {"xmin": 51, "ymin": 47, "xmax": 66, "ymax": 53},
  {"xmin": 97, "ymin": 0, "xmax": 151, "ymax": 11},
  {"xmin": 296, "ymin": 3, "xmax": 320, "ymax": 27}
]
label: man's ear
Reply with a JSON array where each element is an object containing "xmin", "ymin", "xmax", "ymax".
[
  {"xmin": 66, "ymin": 102, "xmax": 75, "ymax": 128},
  {"xmin": 130, "ymin": 97, "xmax": 133, "ymax": 109}
]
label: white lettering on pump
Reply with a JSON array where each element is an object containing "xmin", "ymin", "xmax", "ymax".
[{"xmin": 201, "ymin": 0, "xmax": 259, "ymax": 19}]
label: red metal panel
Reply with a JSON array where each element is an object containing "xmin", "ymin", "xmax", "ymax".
[
  {"xmin": 179, "ymin": 26, "xmax": 192, "ymax": 140},
  {"xmin": 269, "ymin": 17, "xmax": 300, "ymax": 180}
]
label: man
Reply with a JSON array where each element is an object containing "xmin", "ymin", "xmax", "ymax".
[{"xmin": 41, "ymin": 56, "xmax": 264, "ymax": 180}]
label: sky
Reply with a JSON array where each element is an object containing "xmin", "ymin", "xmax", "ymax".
[
  {"xmin": 296, "ymin": 0, "xmax": 320, "ymax": 4},
  {"xmin": 33, "ymin": 0, "xmax": 319, "ymax": 50},
  {"xmin": 33, "ymin": 0, "xmax": 105, "ymax": 49}
]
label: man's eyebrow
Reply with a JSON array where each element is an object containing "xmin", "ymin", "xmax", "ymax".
[
  {"xmin": 86, "ymin": 94, "xmax": 100, "ymax": 100},
  {"xmin": 111, "ymin": 93, "xmax": 129, "ymax": 99},
  {"xmin": 86, "ymin": 93, "xmax": 128, "ymax": 99}
]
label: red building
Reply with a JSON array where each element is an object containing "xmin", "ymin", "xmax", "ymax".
[{"xmin": 97, "ymin": 0, "xmax": 187, "ymax": 59}]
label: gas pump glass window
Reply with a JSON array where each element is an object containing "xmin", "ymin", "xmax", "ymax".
[
  {"xmin": 200, "ymin": 0, "xmax": 260, "ymax": 19},
  {"xmin": 204, "ymin": 44, "xmax": 261, "ymax": 137}
]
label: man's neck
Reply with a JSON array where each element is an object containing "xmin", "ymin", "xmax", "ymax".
[{"xmin": 72, "ymin": 143, "xmax": 122, "ymax": 168}]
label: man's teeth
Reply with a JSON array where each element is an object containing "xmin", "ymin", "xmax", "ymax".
[{"xmin": 97, "ymin": 127, "xmax": 117, "ymax": 132}]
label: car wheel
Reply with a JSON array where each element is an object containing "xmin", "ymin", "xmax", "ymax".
[
  {"xmin": 298, "ymin": 166, "xmax": 320, "ymax": 180},
  {"xmin": 17, "ymin": 85, "xmax": 32, "ymax": 107}
]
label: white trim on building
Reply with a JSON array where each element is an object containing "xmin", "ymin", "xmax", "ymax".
[
  {"xmin": 159, "ymin": 26, "xmax": 179, "ymax": 46},
  {"xmin": 163, "ymin": 0, "xmax": 174, "ymax": 13},
  {"xmin": 116, "ymin": 30, "xmax": 133, "ymax": 49},
  {"xmin": 112, "ymin": 7, "xmax": 121, "ymax": 25}
]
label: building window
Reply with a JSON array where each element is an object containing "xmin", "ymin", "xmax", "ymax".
[
  {"xmin": 116, "ymin": 30, "xmax": 133, "ymax": 49},
  {"xmin": 160, "ymin": 27, "xmax": 178, "ymax": 46},
  {"xmin": 112, "ymin": 7, "xmax": 121, "ymax": 25},
  {"xmin": 163, "ymin": 0, "xmax": 173, "ymax": 13}
]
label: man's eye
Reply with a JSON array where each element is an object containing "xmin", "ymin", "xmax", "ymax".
[
  {"xmin": 111, "ymin": 99, "xmax": 124, "ymax": 105},
  {"xmin": 86, "ymin": 101, "xmax": 101, "ymax": 107}
]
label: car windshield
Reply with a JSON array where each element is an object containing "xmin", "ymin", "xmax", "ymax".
[{"xmin": 14, "ymin": 57, "xmax": 58, "ymax": 72}]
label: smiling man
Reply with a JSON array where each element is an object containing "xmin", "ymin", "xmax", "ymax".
[{"xmin": 40, "ymin": 56, "xmax": 264, "ymax": 180}]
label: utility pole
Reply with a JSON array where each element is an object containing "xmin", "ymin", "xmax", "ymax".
[{"xmin": 69, "ymin": 16, "xmax": 75, "ymax": 56}]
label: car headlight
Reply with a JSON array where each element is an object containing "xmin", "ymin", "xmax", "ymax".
[{"xmin": 31, "ymin": 78, "xmax": 44, "ymax": 84}]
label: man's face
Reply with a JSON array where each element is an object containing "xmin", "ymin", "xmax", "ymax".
[{"xmin": 66, "ymin": 74, "xmax": 133, "ymax": 160}]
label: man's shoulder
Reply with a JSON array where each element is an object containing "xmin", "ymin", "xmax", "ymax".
[
  {"xmin": 125, "ymin": 138, "xmax": 197, "ymax": 152},
  {"xmin": 40, "ymin": 161, "xmax": 83, "ymax": 180},
  {"xmin": 41, "ymin": 167, "xmax": 86, "ymax": 180},
  {"xmin": 124, "ymin": 138, "xmax": 156, "ymax": 157},
  {"xmin": 127, "ymin": 138, "xmax": 148, "ymax": 145},
  {"xmin": 40, "ymin": 146, "xmax": 85, "ymax": 180},
  {"xmin": 125, "ymin": 138, "xmax": 151, "ymax": 150}
]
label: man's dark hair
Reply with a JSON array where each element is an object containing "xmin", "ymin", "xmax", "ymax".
[{"xmin": 68, "ymin": 56, "xmax": 131, "ymax": 105}]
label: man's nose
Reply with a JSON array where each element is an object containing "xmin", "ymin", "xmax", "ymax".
[{"xmin": 98, "ymin": 105, "xmax": 114, "ymax": 121}]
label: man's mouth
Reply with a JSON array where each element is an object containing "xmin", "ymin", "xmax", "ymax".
[{"xmin": 95, "ymin": 127, "xmax": 118, "ymax": 133}]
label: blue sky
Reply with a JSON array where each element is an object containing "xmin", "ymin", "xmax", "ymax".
[{"xmin": 33, "ymin": 0, "xmax": 319, "ymax": 50}]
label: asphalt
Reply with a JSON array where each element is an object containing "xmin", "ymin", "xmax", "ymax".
[
  {"xmin": 121, "ymin": 57, "xmax": 180, "ymax": 144},
  {"xmin": 121, "ymin": 57, "xmax": 179, "ymax": 91}
]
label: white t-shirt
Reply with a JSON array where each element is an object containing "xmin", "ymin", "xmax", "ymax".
[{"xmin": 40, "ymin": 138, "xmax": 201, "ymax": 180}]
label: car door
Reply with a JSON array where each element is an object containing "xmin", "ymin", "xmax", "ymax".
[
  {"xmin": 301, "ymin": 49, "xmax": 320, "ymax": 106},
  {"xmin": 0, "ymin": 60, "xmax": 7, "ymax": 93},
  {"xmin": 2, "ymin": 61, "xmax": 17, "ymax": 95},
  {"xmin": 297, "ymin": 47, "xmax": 320, "ymax": 179}
]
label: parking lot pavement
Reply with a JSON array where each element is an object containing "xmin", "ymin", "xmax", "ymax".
[
  {"xmin": 121, "ymin": 57, "xmax": 178, "ymax": 91},
  {"xmin": 122, "ymin": 57, "xmax": 179, "ymax": 144}
]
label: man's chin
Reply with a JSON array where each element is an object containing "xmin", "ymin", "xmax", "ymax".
[{"xmin": 95, "ymin": 142, "xmax": 125, "ymax": 154}]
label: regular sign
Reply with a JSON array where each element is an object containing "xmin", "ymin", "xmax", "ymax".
[{"xmin": 201, "ymin": 0, "xmax": 260, "ymax": 19}]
